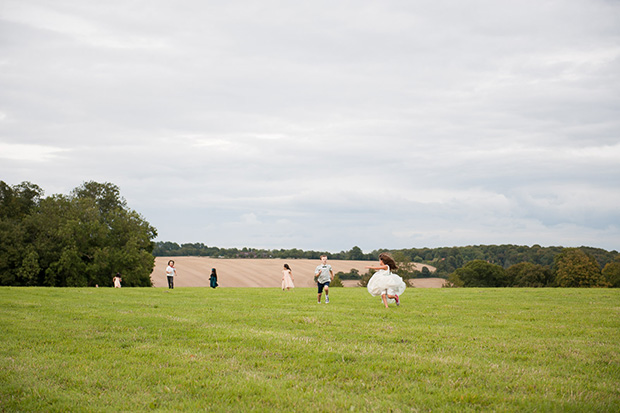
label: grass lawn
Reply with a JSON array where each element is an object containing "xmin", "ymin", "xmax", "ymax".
[{"xmin": 1, "ymin": 287, "xmax": 619, "ymax": 412}]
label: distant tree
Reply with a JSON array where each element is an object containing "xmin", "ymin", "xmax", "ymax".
[
  {"xmin": 358, "ymin": 270, "xmax": 373, "ymax": 288},
  {"xmin": 0, "ymin": 181, "xmax": 44, "ymax": 285},
  {"xmin": 0, "ymin": 219, "xmax": 25, "ymax": 285},
  {"xmin": 71, "ymin": 181, "xmax": 126, "ymax": 215},
  {"xmin": 602, "ymin": 257, "xmax": 620, "ymax": 288},
  {"xmin": 335, "ymin": 268, "xmax": 361, "ymax": 280},
  {"xmin": 553, "ymin": 248, "xmax": 608, "ymax": 288},
  {"xmin": 389, "ymin": 251, "xmax": 417, "ymax": 285},
  {"xmin": 347, "ymin": 246, "xmax": 365, "ymax": 260},
  {"xmin": 580, "ymin": 246, "xmax": 618, "ymax": 269},
  {"xmin": 446, "ymin": 271, "xmax": 464, "ymax": 288},
  {"xmin": 450, "ymin": 260, "xmax": 507, "ymax": 287},
  {"xmin": 330, "ymin": 274, "xmax": 344, "ymax": 287},
  {"xmin": 0, "ymin": 181, "xmax": 44, "ymax": 219},
  {"xmin": 505, "ymin": 262, "xmax": 551, "ymax": 287},
  {"xmin": 153, "ymin": 241, "xmax": 182, "ymax": 256},
  {"xmin": 461, "ymin": 246, "xmax": 486, "ymax": 262},
  {"xmin": 433, "ymin": 248, "xmax": 464, "ymax": 277}
]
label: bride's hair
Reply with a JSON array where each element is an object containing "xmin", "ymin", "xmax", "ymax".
[{"xmin": 379, "ymin": 253, "xmax": 398, "ymax": 270}]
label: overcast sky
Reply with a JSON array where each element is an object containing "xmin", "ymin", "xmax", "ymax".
[{"xmin": 1, "ymin": 0, "xmax": 619, "ymax": 253}]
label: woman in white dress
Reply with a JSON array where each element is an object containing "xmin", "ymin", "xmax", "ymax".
[
  {"xmin": 281, "ymin": 264, "xmax": 295, "ymax": 291},
  {"xmin": 366, "ymin": 253, "xmax": 406, "ymax": 308}
]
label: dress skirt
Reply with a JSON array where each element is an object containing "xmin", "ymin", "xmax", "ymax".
[
  {"xmin": 367, "ymin": 269, "xmax": 406, "ymax": 298},
  {"xmin": 282, "ymin": 271, "xmax": 295, "ymax": 289}
]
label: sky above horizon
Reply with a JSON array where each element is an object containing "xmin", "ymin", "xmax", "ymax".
[{"xmin": 2, "ymin": 0, "xmax": 619, "ymax": 253}]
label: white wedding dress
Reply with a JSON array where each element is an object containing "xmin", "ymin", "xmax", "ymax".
[{"xmin": 367, "ymin": 265, "xmax": 406, "ymax": 300}]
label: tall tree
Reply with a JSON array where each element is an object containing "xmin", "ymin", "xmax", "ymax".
[
  {"xmin": 601, "ymin": 256, "xmax": 620, "ymax": 288},
  {"xmin": 0, "ymin": 181, "xmax": 43, "ymax": 219},
  {"xmin": 553, "ymin": 248, "xmax": 607, "ymax": 288},
  {"xmin": 347, "ymin": 246, "xmax": 365, "ymax": 260},
  {"xmin": 71, "ymin": 181, "xmax": 126, "ymax": 216},
  {"xmin": 391, "ymin": 251, "xmax": 417, "ymax": 284},
  {"xmin": 0, "ymin": 181, "xmax": 44, "ymax": 285}
]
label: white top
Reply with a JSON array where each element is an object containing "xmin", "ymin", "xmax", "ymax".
[
  {"xmin": 315, "ymin": 264, "xmax": 332, "ymax": 283},
  {"xmin": 166, "ymin": 265, "xmax": 176, "ymax": 277}
]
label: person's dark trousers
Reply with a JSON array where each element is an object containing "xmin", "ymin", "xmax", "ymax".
[{"xmin": 167, "ymin": 276, "xmax": 174, "ymax": 289}]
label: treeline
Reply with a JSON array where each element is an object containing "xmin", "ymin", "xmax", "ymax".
[
  {"xmin": 447, "ymin": 248, "xmax": 620, "ymax": 288},
  {"xmin": 154, "ymin": 241, "xmax": 618, "ymax": 272},
  {"xmin": 0, "ymin": 181, "xmax": 157, "ymax": 287},
  {"xmin": 154, "ymin": 243, "xmax": 375, "ymax": 261},
  {"xmin": 404, "ymin": 245, "xmax": 618, "ymax": 277},
  {"xmin": 154, "ymin": 242, "xmax": 620, "ymax": 288}
]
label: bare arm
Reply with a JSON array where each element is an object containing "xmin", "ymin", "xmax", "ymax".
[{"xmin": 365, "ymin": 264, "xmax": 388, "ymax": 271}]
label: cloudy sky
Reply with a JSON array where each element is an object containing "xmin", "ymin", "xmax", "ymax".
[{"xmin": 1, "ymin": 0, "xmax": 619, "ymax": 252}]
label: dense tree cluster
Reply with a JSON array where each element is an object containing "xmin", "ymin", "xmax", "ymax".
[
  {"xmin": 447, "ymin": 248, "xmax": 615, "ymax": 288},
  {"xmin": 0, "ymin": 181, "xmax": 157, "ymax": 287},
  {"xmin": 401, "ymin": 244, "xmax": 617, "ymax": 276}
]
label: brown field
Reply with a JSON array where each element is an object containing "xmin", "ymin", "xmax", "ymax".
[{"xmin": 151, "ymin": 257, "xmax": 444, "ymax": 288}]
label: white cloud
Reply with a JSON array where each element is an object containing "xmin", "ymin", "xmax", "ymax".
[
  {"xmin": 0, "ymin": 142, "xmax": 68, "ymax": 161},
  {"xmin": 240, "ymin": 213, "xmax": 261, "ymax": 225}
]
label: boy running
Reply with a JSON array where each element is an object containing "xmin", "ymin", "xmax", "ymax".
[{"xmin": 315, "ymin": 255, "xmax": 334, "ymax": 303}]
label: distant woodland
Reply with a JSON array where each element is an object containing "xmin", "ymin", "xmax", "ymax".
[{"xmin": 154, "ymin": 242, "xmax": 620, "ymax": 288}]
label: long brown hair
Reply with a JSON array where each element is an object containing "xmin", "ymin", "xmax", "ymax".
[{"xmin": 379, "ymin": 253, "xmax": 398, "ymax": 270}]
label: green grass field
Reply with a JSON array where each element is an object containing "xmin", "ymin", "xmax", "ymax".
[{"xmin": 1, "ymin": 287, "xmax": 619, "ymax": 412}]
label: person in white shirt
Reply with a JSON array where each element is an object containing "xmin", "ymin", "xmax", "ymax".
[
  {"xmin": 165, "ymin": 260, "xmax": 177, "ymax": 289},
  {"xmin": 315, "ymin": 255, "xmax": 334, "ymax": 303}
]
